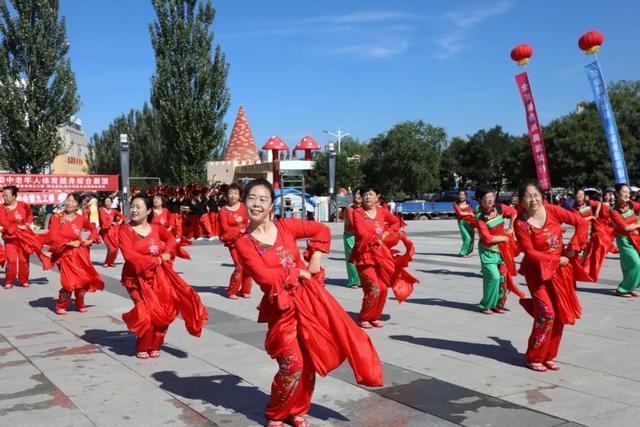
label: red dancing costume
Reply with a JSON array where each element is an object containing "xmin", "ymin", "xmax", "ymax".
[
  {"xmin": 235, "ymin": 219, "xmax": 383, "ymax": 423},
  {"xmin": 580, "ymin": 200, "xmax": 618, "ymax": 281},
  {"xmin": 118, "ymin": 224, "xmax": 207, "ymax": 354},
  {"xmin": 515, "ymin": 204, "xmax": 588, "ymax": 364},
  {"xmin": 151, "ymin": 207, "xmax": 172, "ymax": 230},
  {"xmin": 0, "ymin": 201, "xmax": 52, "ymax": 287},
  {"xmin": 48, "ymin": 214, "xmax": 105, "ymax": 313},
  {"xmin": 218, "ymin": 203, "xmax": 252, "ymax": 298},
  {"xmin": 99, "ymin": 207, "xmax": 125, "ymax": 266},
  {"xmin": 350, "ymin": 206, "xmax": 418, "ymax": 324}
]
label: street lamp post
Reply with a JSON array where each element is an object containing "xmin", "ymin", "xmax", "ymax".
[
  {"xmin": 326, "ymin": 143, "xmax": 337, "ymax": 222},
  {"xmin": 120, "ymin": 134, "xmax": 130, "ymax": 218},
  {"xmin": 322, "ymin": 128, "xmax": 350, "ymax": 155}
]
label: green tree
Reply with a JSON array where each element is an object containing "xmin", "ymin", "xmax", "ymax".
[
  {"xmin": 0, "ymin": 0, "xmax": 79, "ymax": 173},
  {"xmin": 364, "ymin": 121, "xmax": 445, "ymax": 198},
  {"xmin": 306, "ymin": 136, "xmax": 369, "ymax": 195},
  {"xmin": 458, "ymin": 126, "xmax": 520, "ymax": 193},
  {"xmin": 541, "ymin": 80, "xmax": 640, "ymax": 189},
  {"xmin": 149, "ymin": 0, "xmax": 230, "ymax": 184},
  {"xmin": 88, "ymin": 103, "xmax": 166, "ymax": 180},
  {"xmin": 440, "ymin": 136, "xmax": 467, "ymax": 189}
]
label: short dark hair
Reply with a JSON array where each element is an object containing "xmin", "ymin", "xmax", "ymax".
[
  {"xmin": 243, "ymin": 179, "xmax": 274, "ymax": 203},
  {"xmin": 615, "ymin": 183, "xmax": 629, "ymax": 195},
  {"xmin": 2, "ymin": 185, "xmax": 18, "ymax": 196},
  {"xmin": 359, "ymin": 185, "xmax": 378, "ymax": 196},
  {"xmin": 474, "ymin": 185, "xmax": 493, "ymax": 201},
  {"xmin": 131, "ymin": 194, "xmax": 154, "ymax": 222},
  {"xmin": 518, "ymin": 181, "xmax": 544, "ymax": 200},
  {"xmin": 68, "ymin": 192, "xmax": 83, "ymax": 206},
  {"xmin": 226, "ymin": 183, "xmax": 243, "ymax": 197}
]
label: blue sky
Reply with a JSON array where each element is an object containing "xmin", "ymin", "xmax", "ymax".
[{"xmin": 60, "ymin": 0, "xmax": 640, "ymax": 147}]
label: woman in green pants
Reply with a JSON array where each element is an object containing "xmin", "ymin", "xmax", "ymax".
[
  {"xmin": 343, "ymin": 189, "xmax": 362, "ymax": 288},
  {"xmin": 610, "ymin": 183, "xmax": 640, "ymax": 297},
  {"xmin": 453, "ymin": 190, "xmax": 475, "ymax": 257}
]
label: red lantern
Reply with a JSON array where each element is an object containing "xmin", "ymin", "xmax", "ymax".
[
  {"xmin": 578, "ymin": 31, "xmax": 604, "ymax": 55},
  {"xmin": 510, "ymin": 44, "xmax": 533, "ymax": 66}
]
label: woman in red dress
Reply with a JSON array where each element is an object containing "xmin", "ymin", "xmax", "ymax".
[
  {"xmin": 49, "ymin": 193, "xmax": 105, "ymax": 315},
  {"xmin": 350, "ymin": 186, "xmax": 418, "ymax": 329},
  {"xmin": 218, "ymin": 183, "xmax": 252, "ymax": 299},
  {"xmin": 235, "ymin": 179, "xmax": 383, "ymax": 427},
  {"xmin": 119, "ymin": 195, "xmax": 207, "ymax": 359},
  {"xmin": 515, "ymin": 182, "xmax": 589, "ymax": 372},
  {"xmin": 99, "ymin": 196, "xmax": 125, "ymax": 267},
  {"xmin": 0, "ymin": 185, "xmax": 51, "ymax": 288},
  {"xmin": 150, "ymin": 194, "xmax": 172, "ymax": 231},
  {"xmin": 576, "ymin": 190, "xmax": 618, "ymax": 281}
]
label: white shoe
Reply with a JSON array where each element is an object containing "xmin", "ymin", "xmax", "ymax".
[
  {"xmin": 208, "ymin": 237, "xmax": 215, "ymax": 241},
  {"xmin": 196, "ymin": 237, "xmax": 204, "ymax": 241}
]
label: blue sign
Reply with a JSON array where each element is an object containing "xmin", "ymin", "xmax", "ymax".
[{"xmin": 585, "ymin": 61, "xmax": 629, "ymax": 185}]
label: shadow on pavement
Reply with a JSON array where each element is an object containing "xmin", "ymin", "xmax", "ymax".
[
  {"xmin": 152, "ymin": 371, "xmax": 349, "ymax": 425},
  {"xmin": 28, "ymin": 276, "xmax": 50, "ymax": 284},
  {"xmin": 417, "ymin": 268, "xmax": 482, "ymax": 278},
  {"xmin": 390, "ymin": 335, "xmax": 523, "ymax": 366},
  {"xmin": 346, "ymin": 311, "xmax": 391, "ymax": 322},
  {"xmin": 191, "ymin": 285, "xmax": 230, "ymax": 297},
  {"xmin": 399, "ymin": 297, "xmax": 479, "ymax": 312},
  {"xmin": 415, "ymin": 252, "xmax": 465, "ymax": 258},
  {"xmin": 576, "ymin": 286, "xmax": 617, "ymax": 296},
  {"xmin": 28, "ymin": 297, "xmax": 57, "ymax": 311},
  {"xmin": 82, "ymin": 329, "xmax": 188, "ymax": 358}
]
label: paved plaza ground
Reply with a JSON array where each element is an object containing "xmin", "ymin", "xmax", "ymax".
[{"xmin": 1, "ymin": 219, "xmax": 638, "ymax": 426}]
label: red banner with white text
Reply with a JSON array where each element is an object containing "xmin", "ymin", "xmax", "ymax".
[
  {"xmin": 0, "ymin": 174, "xmax": 119, "ymax": 192},
  {"xmin": 515, "ymin": 72, "xmax": 551, "ymax": 190}
]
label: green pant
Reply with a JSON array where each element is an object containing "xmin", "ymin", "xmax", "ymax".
[
  {"xmin": 343, "ymin": 232, "xmax": 361, "ymax": 286},
  {"xmin": 477, "ymin": 248, "xmax": 505, "ymax": 310},
  {"xmin": 616, "ymin": 236, "xmax": 640, "ymax": 294},
  {"xmin": 457, "ymin": 220, "xmax": 474, "ymax": 256}
]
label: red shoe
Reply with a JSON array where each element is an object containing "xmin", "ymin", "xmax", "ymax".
[
  {"xmin": 21, "ymin": 283, "xmax": 30, "ymax": 288},
  {"xmin": 149, "ymin": 350, "xmax": 160, "ymax": 358},
  {"xmin": 3, "ymin": 284, "xmax": 13, "ymax": 289},
  {"xmin": 55, "ymin": 308, "xmax": 67, "ymax": 315},
  {"xmin": 616, "ymin": 291, "xmax": 633, "ymax": 298},
  {"xmin": 525, "ymin": 361, "xmax": 548, "ymax": 372},
  {"xmin": 136, "ymin": 352, "xmax": 150, "ymax": 359},
  {"xmin": 544, "ymin": 361, "xmax": 560, "ymax": 371},
  {"xmin": 286, "ymin": 416, "xmax": 311, "ymax": 427},
  {"xmin": 358, "ymin": 321, "xmax": 373, "ymax": 329},
  {"xmin": 78, "ymin": 307, "xmax": 88, "ymax": 313},
  {"xmin": 630, "ymin": 292, "xmax": 640, "ymax": 298},
  {"xmin": 493, "ymin": 308, "xmax": 505, "ymax": 314},
  {"xmin": 370, "ymin": 320, "xmax": 384, "ymax": 328},
  {"xmin": 241, "ymin": 293, "xmax": 251, "ymax": 299},
  {"xmin": 228, "ymin": 294, "xmax": 239, "ymax": 300},
  {"xmin": 481, "ymin": 309, "xmax": 493, "ymax": 315}
]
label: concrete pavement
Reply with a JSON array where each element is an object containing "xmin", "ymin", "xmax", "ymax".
[{"xmin": 1, "ymin": 220, "xmax": 637, "ymax": 426}]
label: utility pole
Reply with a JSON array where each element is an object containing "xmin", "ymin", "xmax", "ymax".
[
  {"xmin": 120, "ymin": 134, "xmax": 130, "ymax": 218},
  {"xmin": 322, "ymin": 127, "xmax": 350, "ymax": 155}
]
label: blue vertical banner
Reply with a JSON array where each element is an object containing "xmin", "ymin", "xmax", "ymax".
[{"xmin": 585, "ymin": 61, "xmax": 629, "ymax": 184}]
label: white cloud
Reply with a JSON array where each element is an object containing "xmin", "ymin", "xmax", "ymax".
[
  {"xmin": 332, "ymin": 41, "xmax": 409, "ymax": 59},
  {"xmin": 315, "ymin": 11, "xmax": 420, "ymax": 25},
  {"xmin": 435, "ymin": 1, "xmax": 513, "ymax": 59}
]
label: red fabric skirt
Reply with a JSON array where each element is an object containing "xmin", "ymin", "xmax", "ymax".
[
  {"xmin": 56, "ymin": 246, "xmax": 104, "ymax": 292},
  {"xmin": 265, "ymin": 271, "xmax": 383, "ymax": 387},
  {"xmin": 122, "ymin": 264, "xmax": 208, "ymax": 337}
]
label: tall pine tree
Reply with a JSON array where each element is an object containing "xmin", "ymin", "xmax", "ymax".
[
  {"xmin": 0, "ymin": 0, "xmax": 79, "ymax": 173},
  {"xmin": 150, "ymin": 0, "xmax": 230, "ymax": 184}
]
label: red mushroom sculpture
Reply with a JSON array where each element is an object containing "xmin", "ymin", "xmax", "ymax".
[
  {"xmin": 510, "ymin": 44, "xmax": 533, "ymax": 66},
  {"xmin": 294, "ymin": 136, "xmax": 321, "ymax": 160},
  {"xmin": 263, "ymin": 136, "xmax": 289, "ymax": 189},
  {"xmin": 578, "ymin": 31, "xmax": 604, "ymax": 55}
]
